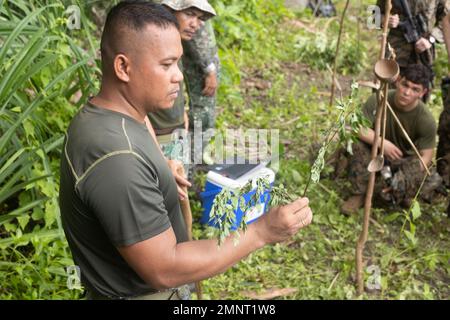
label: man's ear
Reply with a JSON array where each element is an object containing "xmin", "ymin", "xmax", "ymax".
[
  {"xmin": 419, "ymin": 87, "xmax": 428, "ymax": 99},
  {"xmin": 113, "ymin": 54, "xmax": 130, "ymax": 83}
]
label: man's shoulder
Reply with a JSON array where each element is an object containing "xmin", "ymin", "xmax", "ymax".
[
  {"xmin": 67, "ymin": 105, "xmax": 129, "ymax": 151},
  {"xmin": 416, "ymin": 101, "xmax": 436, "ymax": 122},
  {"xmin": 65, "ymin": 104, "xmax": 152, "ymax": 178}
]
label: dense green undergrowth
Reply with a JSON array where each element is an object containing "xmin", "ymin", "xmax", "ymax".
[
  {"xmin": 195, "ymin": 0, "xmax": 449, "ymax": 300},
  {"xmin": 0, "ymin": 0, "xmax": 448, "ymax": 299},
  {"xmin": 0, "ymin": 0, "xmax": 99, "ymax": 299}
]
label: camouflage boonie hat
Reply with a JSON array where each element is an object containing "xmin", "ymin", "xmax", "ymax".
[{"xmin": 161, "ymin": 0, "xmax": 216, "ymax": 20}]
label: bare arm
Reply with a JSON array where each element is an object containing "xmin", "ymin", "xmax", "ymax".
[
  {"xmin": 118, "ymin": 198, "xmax": 313, "ymax": 290},
  {"xmin": 419, "ymin": 148, "xmax": 433, "ymax": 170},
  {"xmin": 359, "ymin": 127, "xmax": 403, "ymax": 161},
  {"xmin": 359, "ymin": 127, "xmax": 433, "ymax": 166},
  {"xmin": 358, "ymin": 126, "xmax": 379, "ymax": 146}
]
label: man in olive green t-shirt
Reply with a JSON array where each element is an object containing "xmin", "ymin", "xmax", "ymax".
[
  {"xmin": 59, "ymin": 1, "xmax": 313, "ymax": 300},
  {"xmin": 342, "ymin": 64, "xmax": 441, "ymax": 214}
]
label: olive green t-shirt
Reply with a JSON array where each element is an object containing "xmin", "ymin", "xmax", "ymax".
[
  {"xmin": 59, "ymin": 102, "xmax": 188, "ymax": 299},
  {"xmin": 363, "ymin": 90, "xmax": 437, "ymax": 156}
]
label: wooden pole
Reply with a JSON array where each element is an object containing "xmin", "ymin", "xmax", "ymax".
[
  {"xmin": 355, "ymin": 0, "xmax": 392, "ymax": 296},
  {"xmin": 329, "ymin": 0, "xmax": 351, "ymax": 110},
  {"xmin": 176, "ymin": 166, "xmax": 203, "ymax": 300},
  {"xmin": 178, "ymin": 167, "xmax": 193, "ymax": 240}
]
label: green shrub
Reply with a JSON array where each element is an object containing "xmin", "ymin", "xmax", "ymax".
[{"xmin": 0, "ymin": 0, "xmax": 99, "ymax": 299}]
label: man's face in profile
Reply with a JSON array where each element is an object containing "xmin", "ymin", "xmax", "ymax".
[{"xmin": 129, "ymin": 24, "xmax": 184, "ymax": 112}]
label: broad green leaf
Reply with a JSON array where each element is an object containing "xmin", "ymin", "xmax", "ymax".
[
  {"xmin": 411, "ymin": 200, "xmax": 421, "ymax": 221},
  {"xmin": 17, "ymin": 214, "xmax": 30, "ymax": 230},
  {"xmin": 0, "ymin": 6, "xmax": 52, "ymax": 66},
  {"xmin": 0, "ymin": 198, "xmax": 47, "ymax": 225}
]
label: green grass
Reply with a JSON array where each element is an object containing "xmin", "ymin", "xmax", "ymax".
[
  {"xmin": 0, "ymin": 0, "xmax": 448, "ymax": 300},
  {"xmin": 192, "ymin": 0, "xmax": 450, "ymax": 300}
]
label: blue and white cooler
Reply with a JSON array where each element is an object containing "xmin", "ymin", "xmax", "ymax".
[{"xmin": 200, "ymin": 163, "xmax": 275, "ymax": 230}]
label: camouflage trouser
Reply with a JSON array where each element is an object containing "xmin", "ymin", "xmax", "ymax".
[
  {"xmin": 437, "ymin": 91, "xmax": 450, "ymax": 188},
  {"xmin": 347, "ymin": 141, "xmax": 442, "ymax": 205},
  {"xmin": 437, "ymin": 90, "xmax": 450, "ymax": 216},
  {"xmin": 183, "ymin": 64, "xmax": 218, "ymax": 132}
]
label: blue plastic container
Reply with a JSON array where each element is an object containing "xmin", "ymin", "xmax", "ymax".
[{"xmin": 200, "ymin": 167, "xmax": 275, "ymax": 230}]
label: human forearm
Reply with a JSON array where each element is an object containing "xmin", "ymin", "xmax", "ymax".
[
  {"xmin": 119, "ymin": 224, "xmax": 265, "ymax": 290},
  {"xmin": 358, "ymin": 127, "xmax": 403, "ymax": 160},
  {"xmin": 119, "ymin": 198, "xmax": 312, "ymax": 290},
  {"xmin": 165, "ymin": 200, "xmax": 310, "ymax": 288},
  {"xmin": 419, "ymin": 149, "xmax": 433, "ymax": 169},
  {"xmin": 359, "ymin": 127, "xmax": 379, "ymax": 147},
  {"xmin": 168, "ymin": 224, "xmax": 265, "ymax": 287}
]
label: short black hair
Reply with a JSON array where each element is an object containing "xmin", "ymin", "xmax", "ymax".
[
  {"xmin": 400, "ymin": 64, "xmax": 432, "ymax": 89},
  {"xmin": 100, "ymin": 1, "xmax": 179, "ymax": 74}
]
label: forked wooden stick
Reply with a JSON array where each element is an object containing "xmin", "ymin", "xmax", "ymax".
[{"xmin": 356, "ymin": 0, "xmax": 392, "ymax": 296}]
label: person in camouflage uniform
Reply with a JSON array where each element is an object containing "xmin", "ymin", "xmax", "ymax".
[
  {"xmin": 437, "ymin": 86, "xmax": 450, "ymax": 187},
  {"xmin": 345, "ymin": 140, "xmax": 442, "ymax": 210},
  {"xmin": 438, "ymin": 13, "xmax": 450, "ymax": 216},
  {"xmin": 377, "ymin": 0, "xmax": 450, "ymax": 82},
  {"xmin": 148, "ymin": 0, "xmax": 217, "ymax": 170},
  {"xmin": 153, "ymin": 0, "xmax": 219, "ymax": 134},
  {"xmin": 341, "ymin": 65, "xmax": 443, "ymax": 214},
  {"xmin": 437, "ymin": 97, "xmax": 450, "ymax": 216},
  {"xmin": 183, "ymin": 20, "xmax": 220, "ymax": 134}
]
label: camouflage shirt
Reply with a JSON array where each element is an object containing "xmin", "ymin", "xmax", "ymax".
[
  {"xmin": 182, "ymin": 20, "xmax": 219, "ymax": 76},
  {"xmin": 148, "ymin": 24, "xmax": 219, "ymax": 132},
  {"xmin": 377, "ymin": 0, "xmax": 450, "ymax": 42},
  {"xmin": 156, "ymin": 0, "xmax": 219, "ymax": 75},
  {"xmin": 148, "ymin": 0, "xmax": 218, "ymax": 133}
]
